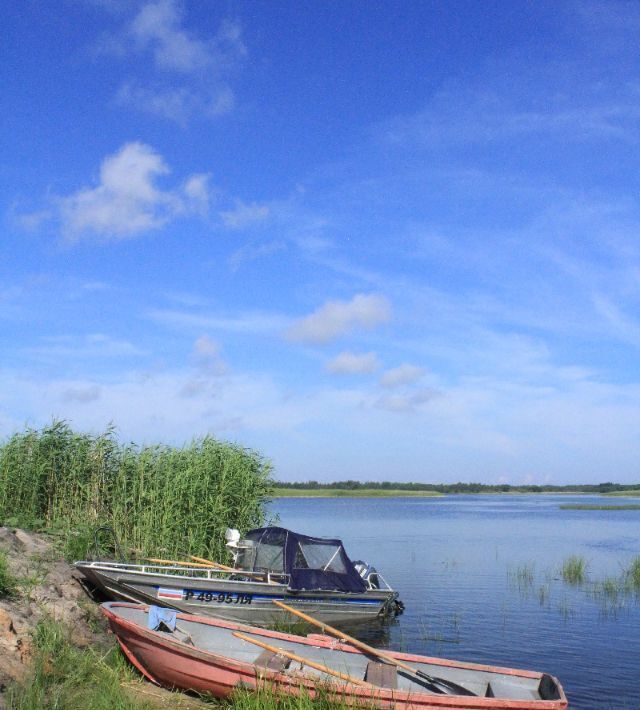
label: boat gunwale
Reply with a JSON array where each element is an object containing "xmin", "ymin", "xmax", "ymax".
[
  {"xmin": 75, "ymin": 561, "xmax": 290, "ymax": 588},
  {"xmin": 77, "ymin": 562, "xmax": 397, "ymax": 600},
  {"xmin": 101, "ymin": 602, "xmax": 567, "ymax": 707}
]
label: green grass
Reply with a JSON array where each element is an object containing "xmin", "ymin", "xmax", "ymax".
[
  {"xmin": 5, "ymin": 616, "xmax": 378, "ymax": 710},
  {"xmin": 561, "ymin": 556, "xmax": 587, "ymax": 585},
  {"xmin": 602, "ymin": 490, "xmax": 640, "ymax": 497},
  {"xmin": 0, "ymin": 549, "xmax": 17, "ymax": 598},
  {"xmin": 273, "ymin": 488, "xmax": 443, "ymax": 498},
  {"xmin": 559, "ymin": 504, "xmax": 640, "ymax": 510},
  {"xmin": 0, "ymin": 421, "xmax": 274, "ymax": 563},
  {"xmin": 227, "ymin": 683, "xmax": 375, "ymax": 709},
  {"xmin": 5, "ymin": 617, "xmax": 148, "ymax": 709}
]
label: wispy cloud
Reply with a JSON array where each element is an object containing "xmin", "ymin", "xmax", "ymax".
[
  {"xmin": 57, "ymin": 143, "xmax": 211, "ymax": 240},
  {"xmin": 286, "ymin": 294, "xmax": 392, "ymax": 345},
  {"xmin": 380, "ymin": 364, "xmax": 425, "ymax": 388},
  {"xmin": 375, "ymin": 388, "xmax": 438, "ymax": 414},
  {"xmin": 61, "ymin": 385, "xmax": 102, "ymax": 403},
  {"xmin": 220, "ymin": 200, "xmax": 270, "ymax": 229},
  {"xmin": 192, "ymin": 335, "xmax": 227, "ymax": 374},
  {"xmin": 148, "ymin": 308, "xmax": 289, "ymax": 335},
  {"xmin": 228, "ymin": 240, "xmax": 286, "ymax": 271},
  {"xmin": 24, "ymin": 334, "xmax": 145, "ymax": 361},
  {"xmin": 325, "ymin": 351, "xmax": 380, "ymax": 375},
  {"xmin": 103, "ymin": 0, "xmax": 245, "ymax": 122}
]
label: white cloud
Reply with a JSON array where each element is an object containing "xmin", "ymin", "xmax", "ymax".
[
  {"xmin": 325, "ymin": 351, "xmax": 380, "ymax": 375},
  {"xmin": 220, "ymin": 200, "xmax": 270, "ymax": 229},
  {"xmin": 380, "ymin": 363, "xmax": 425, "ymax": 388},
  {"xmin": 58, "ymin": 143, "xmax": 212, "ymax": 240},
  {"xmin": 286, "ymin": 294, "xmax": 392, "ymax": 345}
]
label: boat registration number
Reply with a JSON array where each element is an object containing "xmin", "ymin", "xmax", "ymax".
[{"xmin": 184, "ymin": 590, "xmax": 253, "ymax": 605}]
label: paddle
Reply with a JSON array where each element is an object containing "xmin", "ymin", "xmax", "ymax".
[
  {"xmin": 232, "ymin": 631, "xmax": 374, "ymax": 688},
  {"xmin": 272, "ymin": 600, "xmax": 476, "ymax": 696}
]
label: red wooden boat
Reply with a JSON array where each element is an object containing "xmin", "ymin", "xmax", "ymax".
[{"xmin": 102, "ymin": 602, "xmax": 567, "ymax": 709}]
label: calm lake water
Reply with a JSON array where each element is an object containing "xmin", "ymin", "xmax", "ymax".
[{"xmin": 269, "ymin": 495, "xmax": 640, "ymax": 709}]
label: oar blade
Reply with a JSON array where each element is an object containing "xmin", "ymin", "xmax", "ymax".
[{"xmin": 416, "ymin": 669, "xmax": 476, "ymax": 696}]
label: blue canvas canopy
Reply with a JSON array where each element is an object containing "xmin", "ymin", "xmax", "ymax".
[{"xmin": 241, "ymin": 526, "xmax": 367, "ymax": 593}]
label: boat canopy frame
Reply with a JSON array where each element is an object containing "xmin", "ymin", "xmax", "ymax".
[{"xmin": 237, "ymin": 527, "xmax": 368, "ymax": 593}]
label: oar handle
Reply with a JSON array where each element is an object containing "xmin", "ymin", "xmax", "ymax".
[{"xmin": 232, "ymin": 631, "xmax": 373, "ymax": 688}]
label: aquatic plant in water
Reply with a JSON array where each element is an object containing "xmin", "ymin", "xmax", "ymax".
[
  {"xmin": 561, "ymin": 556, "xmax": 587, "ymax": 585},
  {"xmin": 624, "ymin": 556, "xmax": 640, "ymax": 592}
]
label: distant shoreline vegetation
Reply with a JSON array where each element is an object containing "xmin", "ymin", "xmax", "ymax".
[
  {"xmin": 274, "ymin": 481, "xmax": 640, "ymax": 497},
  {"xmin": 273, "ymin": 487, "xmax": 443, "ymax": 498}
]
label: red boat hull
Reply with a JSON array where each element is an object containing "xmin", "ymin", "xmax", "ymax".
[{"xmin": 103, "ymin": 603, "xmax": 568, "ymax": 709}]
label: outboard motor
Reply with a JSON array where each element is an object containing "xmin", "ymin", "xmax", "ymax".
[{"xmin": 353, "ymin": 560, "xmax": 380, "ymax": 589}]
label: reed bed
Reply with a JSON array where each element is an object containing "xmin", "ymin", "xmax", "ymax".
[{"xmin": 0, "ymin": 421, "xmax": 274, "ymax": 562}]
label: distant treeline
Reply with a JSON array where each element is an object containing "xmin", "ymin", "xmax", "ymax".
[{"xmin": 276, "ymin": 480, "xmax": 640, "ymax": 494}]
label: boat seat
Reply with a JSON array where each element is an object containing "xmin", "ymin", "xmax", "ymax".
[
  {"xmin": 364, "ymin": 661, "xmax": 397, "ymax": 689},
  {"xmin": 254, "ymin": 649, "xmax": 290, "ymax": 672}
]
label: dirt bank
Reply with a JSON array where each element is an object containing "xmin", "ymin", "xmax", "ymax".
[
  {"xmin": 0, "ymin": 527, "xmax": 105, "ymax": 695},
  {"xmin": 0, "ymin": 527, "xmax": 206, "ymax": 709}
]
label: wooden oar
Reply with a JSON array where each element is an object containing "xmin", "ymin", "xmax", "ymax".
[
  {"xmin": 273, "ymin": 601, "xmax": 475, "ymax": 696},
  {"xmin": 190, "ymin": 555, "xmax": 235, "ymax": 571},
  {"xmin": 232, "ymin": 631, "xmax": 374, "ymax": 688},
  {"xmin": 146, "ymin": 558, "xmax": 220, "ymax": 569}
]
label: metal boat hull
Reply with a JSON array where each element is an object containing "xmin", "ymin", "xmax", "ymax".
[{"xmin": 76, "ymin": 562, "xmax": 397, "ymax": 625}]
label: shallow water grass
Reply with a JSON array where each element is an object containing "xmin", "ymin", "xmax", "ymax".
[
  {"xmin": 507, "ymin": 562, "xmax": 536, "ymax": 594},
  {"xmin": 561, "ymin": 556, "xmax": 587, "ymax": 585},
  {"xmin": 0, "ymin": 421, "xmax": 274, "ymax": 562},
  {"xmin": 624, "ymin": 556, "xmax": 640, "ymax": 591}
]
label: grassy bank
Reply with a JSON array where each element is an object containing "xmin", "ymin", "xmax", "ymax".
[
  {"xmin": 273, "ymin": 488, "xmax": 443, "ymax": 498},
  {"xmin": 602, "ymin": 490, "xmax": 640, "ymax": 497},
  {"xmin": 0, "ymin": 421, "xmax": 274, "ymax": 562},
  {"xmin": 6, "ymin": 616, "xmax": 357, "ymax": 709}
]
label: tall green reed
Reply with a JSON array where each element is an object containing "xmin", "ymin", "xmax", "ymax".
[{"xmin": 0, "ymin": 421, "xmax": 274, "ymax": 562}]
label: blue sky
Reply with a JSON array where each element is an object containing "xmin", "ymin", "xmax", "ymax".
[{"xmin": 2, "ymin": 1, "xmax": 640, "ymax": 484}]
